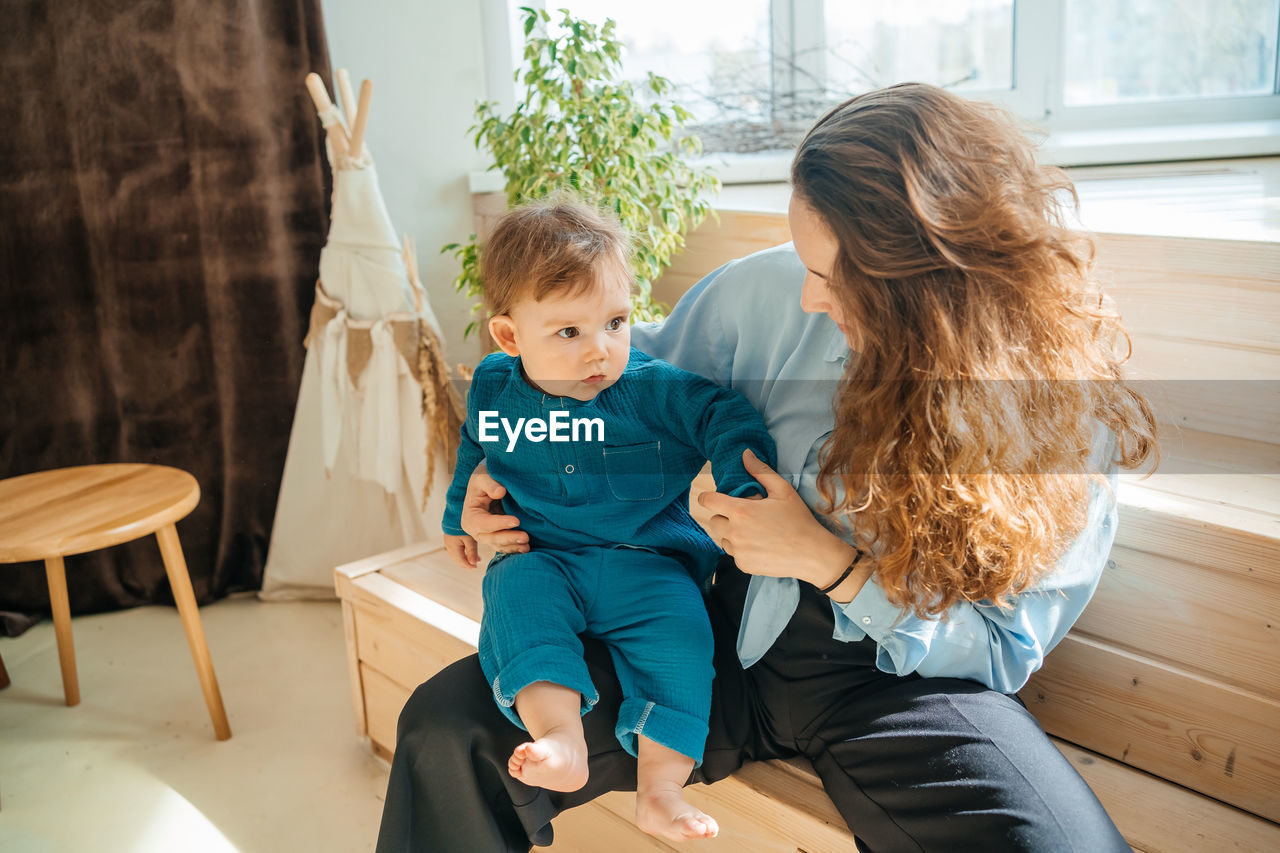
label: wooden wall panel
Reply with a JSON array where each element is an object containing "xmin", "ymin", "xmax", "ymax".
[
  {"xmin": 1093, "ymin": 234, "xmax": 1280, "ymax": 292},
  {"xmin": 1053, "ymin": 740, "xmax": 1280, "ymax": 853},
  {"xmin": 653, "ymin": 210, "xmax": 792, "ymax": 309},
  {"xmin": 1023, "ymin": 635, "xmax": 1280, "ymax": 821},
  {"xmin": 1114, "ymin": 488, "xmax": 1280, "ymax": 584},
  {"xmin": 1071, "ymin": 545, "xmax": 1280, "ymax": 698},
  {"xmin": 1104, "ymin": 274, "xmax": 1280, "ymax": 354}
]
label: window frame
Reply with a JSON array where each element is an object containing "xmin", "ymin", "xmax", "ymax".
[{"xmin": 479, "ymin": 0, "xmax": 1280, "ymax": 174}]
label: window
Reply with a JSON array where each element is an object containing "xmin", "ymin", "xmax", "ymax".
[
  {"xmin": 1063, "ymin": 0, "xmax": 1279, "ymax": 105},
  {"xmin": 560, "ymin": 0, "xmax": 773, "ymax": 123},
  {"xmin": 482, "ymin": 0, "xmax": 1280, "ymax": 168}
]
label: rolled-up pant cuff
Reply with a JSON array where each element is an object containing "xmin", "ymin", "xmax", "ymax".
[
  {"xmin": 486, "ymin": 644, "xmax": 599, "ymax": 731},
  {"xmin": 615, "ymin": 697, "xmax": 709, "ymax": 767}
]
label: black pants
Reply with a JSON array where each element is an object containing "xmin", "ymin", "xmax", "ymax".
[{"xmin": 375, "ymin": 559, "xmax": 1128, "ymax": 852}]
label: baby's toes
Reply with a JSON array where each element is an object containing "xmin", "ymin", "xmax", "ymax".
[{"xmin": 677, "ymin": 813, "xmax": 718, "ymax": 839}]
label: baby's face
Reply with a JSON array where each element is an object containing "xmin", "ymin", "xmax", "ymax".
[{"xmin": 492, "ymin": 271, "xmax": 633, "ymax": 401}]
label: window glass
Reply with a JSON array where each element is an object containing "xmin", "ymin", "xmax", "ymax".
[
  {"xmin": 823, "ymin": 0, "xmax": 1014, "ymax": 98},
  {"xmin": 561, "ymin": 0, "xmax": 773, "ymax": 123},
  {"xmin": 1064, "ymin": 0, "xmax": 1280, "ymax": 105}
]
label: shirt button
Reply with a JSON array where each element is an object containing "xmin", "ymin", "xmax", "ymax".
[
  {"xmin": 861, "ymin": 616, "xmax": 872, "ymax": 625},
  {"xmin": 564, "ymin": 465, "xmax": 575, "ymax": 474}
]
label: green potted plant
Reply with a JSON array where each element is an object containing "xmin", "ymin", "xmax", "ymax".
[{"xmin": 445, "ymin": 6, "xmax": 720, "ymax": 336}]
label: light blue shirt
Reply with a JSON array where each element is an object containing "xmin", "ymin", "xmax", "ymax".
[{"xmin": 631, "ymin": 243, "xmax": 1119, "ymax": 693}]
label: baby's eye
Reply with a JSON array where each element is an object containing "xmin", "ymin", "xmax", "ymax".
[
  {"xmin": 606, "ymin": 316, "xmax": 627, "ymax": 331},
  {"xmin": 556, "ymin": 327, "xmax": 579, "ymax": 339}
]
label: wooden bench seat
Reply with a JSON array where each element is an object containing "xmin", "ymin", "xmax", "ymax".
[{"xmin": 336, "ymin": 539, "xmax": 1280, "ymax": 852}]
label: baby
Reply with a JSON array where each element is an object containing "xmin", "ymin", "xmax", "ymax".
[{"xmin": 442, "ymin": 197, "xmax": 776, "ymax": 843}]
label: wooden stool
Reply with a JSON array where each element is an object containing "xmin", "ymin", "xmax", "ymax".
[{"xmin": 0, "ymin": 464, "xmax": 231, "ymax": 740}]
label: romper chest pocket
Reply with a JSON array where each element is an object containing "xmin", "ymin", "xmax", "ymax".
[{"xmin": 603, "ymin": 442, "xmax": 664, "ymax": 501}]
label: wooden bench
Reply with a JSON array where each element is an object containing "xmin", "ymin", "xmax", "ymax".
[
  {"xmin": 339, "ymin": 198, "xmax": 1280, "ymax": 850},
  {"xmin": 336, "ymin": 528, "xmax": 1279, "ymax": 852}
]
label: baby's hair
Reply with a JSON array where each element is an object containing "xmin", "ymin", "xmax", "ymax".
[{"xmin": 481, "ymin": 194, "xmax": 633, "ymax": 317}]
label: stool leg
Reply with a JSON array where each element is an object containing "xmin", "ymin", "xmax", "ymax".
[
  {"xmin": 44, "ymin": 555, "xmax": 79, "ymax": 706},
  {"xmin": 155, "ymin": 524, "xmax": 231, "ymax": 740}
]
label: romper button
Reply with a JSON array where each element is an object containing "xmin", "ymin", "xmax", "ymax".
[
  {"xmin": 861, "ymin": 616, "xmax": 872, "ymax": 625},
  {"xmin": 564, "ymin": 465, "xmax": 574, "ymax": 474}
]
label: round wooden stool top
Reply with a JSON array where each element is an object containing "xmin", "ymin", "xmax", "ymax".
[{"xmin": 0, "ymin": 464, "xmax": 200, "ymax": 563}]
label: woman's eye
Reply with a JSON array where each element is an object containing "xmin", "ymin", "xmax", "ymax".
[
  {"xmin": 556, "ymin": 327, "xmax": 579, "ymax": 339},
  {"xmin": 607, "ymin": 316, "xmax": 626, "ymax": 331}
]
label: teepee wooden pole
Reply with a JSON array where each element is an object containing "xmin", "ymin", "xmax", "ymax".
[
  {"xmin": 349, "ymin": 79, "xmax": 373, "ymax": 160},
  {"xmin": 304, "ymin": 72, "xmax": 331, "ymax": 114},
  {"xmin": 304, "ymin": 73, "xmax": 350, "ymax": 157},
  {"xmin": 403, "ymin": 233, "xmax": 424, "ymax": 315},
  {"xmin": 336, "ymin": 69, "xmax": 358, "ymax": 134}
]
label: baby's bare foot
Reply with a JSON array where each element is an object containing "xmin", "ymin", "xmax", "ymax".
[
  {"xmin": 636, "ymin": 785, "xmax": 719, "ymax": 842},
  {"xmin": 507, "ymin": 728, "xmax": 589, "ymax": 792}
]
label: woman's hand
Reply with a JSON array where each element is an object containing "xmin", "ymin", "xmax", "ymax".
[
  {"xmin": 699, "ymin": 450, "xmax": 863, "ymax": 593},
  {"xmin": 460, "ymin": 462, "xmax": 529, "ymax": 555}
]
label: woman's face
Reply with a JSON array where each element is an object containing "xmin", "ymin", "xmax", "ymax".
[{"xmin": 789, "ymin": 195, "xmax": 861, "ymax": 349}]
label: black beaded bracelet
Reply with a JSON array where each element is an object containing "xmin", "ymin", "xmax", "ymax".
[{"xmin": 817, "ymin": 547, "xmax": 865, "ymax": 595}]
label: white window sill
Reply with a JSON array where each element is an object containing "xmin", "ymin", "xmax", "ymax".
[
  {"xmin": 695, "ymin": 156, "xmax": 1280, "ymax": 243},
  {"xmin": 468, "ymin": 119, "xmax": 1280, "ymax": 193}
]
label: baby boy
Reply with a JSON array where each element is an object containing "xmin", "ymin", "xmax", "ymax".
[{"xmin": 443, "ymin": 197, "xmax": 776, "ymax": 843}]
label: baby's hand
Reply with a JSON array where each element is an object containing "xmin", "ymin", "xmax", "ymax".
[{"xmin": 444, "ymin": 533, "xmax": 480, "ymax": 569}]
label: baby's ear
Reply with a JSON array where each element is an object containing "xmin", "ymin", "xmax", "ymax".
[{"xmin": 488, "ymin": 314, "xmax": 520, "ymax": 356}]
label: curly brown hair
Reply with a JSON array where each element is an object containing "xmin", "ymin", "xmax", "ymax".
[{"xmin": 791, "ymin": 83, "xmax": 1159, "ymax": 618}]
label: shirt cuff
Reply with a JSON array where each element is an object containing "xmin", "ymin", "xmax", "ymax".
[
  {"xmin": 831, "ymin": 577, "xmax": 943, "ymax": 677},
  {"xmin": 831, "ymin": 573, "xmax": 904, "ymax": 642}
]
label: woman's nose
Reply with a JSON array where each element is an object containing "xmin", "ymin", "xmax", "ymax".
[{"xmin": 800, "ymin": 274, "xmax": 827, "ymax": 314}]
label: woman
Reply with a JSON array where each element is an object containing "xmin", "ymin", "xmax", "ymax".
[{"xmin": 376, "ymin": 82, "xmax": 1158, "ymax": 852}]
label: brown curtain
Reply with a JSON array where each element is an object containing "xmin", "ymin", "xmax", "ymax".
[{"xmin": 0, "ymin": 0, "xmax": 333, "ymax": 627}]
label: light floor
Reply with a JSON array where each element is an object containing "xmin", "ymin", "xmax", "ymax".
[{"xmin": 0, "ymin": 595, "xmax": 392, "ymax": 853}]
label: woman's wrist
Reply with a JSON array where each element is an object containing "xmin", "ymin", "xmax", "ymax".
[
  {"xmin": 807, "ymin": 533, "xmax": 867, "ymax": 602},
  {"xmin": 824, "ymin": 551, "xmax": 872, "ymax": 603}
]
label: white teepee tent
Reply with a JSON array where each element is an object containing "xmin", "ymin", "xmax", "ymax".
[{"xmin": 260, "ymin": 70, "xmax": 461, "ymax": 600}]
